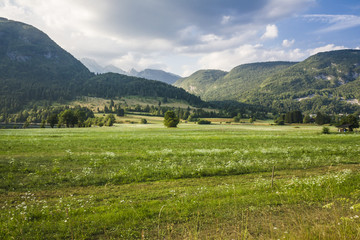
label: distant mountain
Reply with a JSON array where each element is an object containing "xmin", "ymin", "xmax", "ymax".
[
  {"xmin": 134, "ymin": 69, "xmax": 181, "ymax": 84},
  {"xmin": 103, "ymin": 64, "xmax": 127, "ymax": 75},
  {"xmin": 0, "ymin": 18, "xmax": 204, "ymax": 113},
  {"xmin": 81, "ymin": 58, "xmax": 180, "ymax": 84},
  {"xmin": 175, "ymin": 50, "xmax": 360, "ymax": 113},
  {"xmin": 81, "ymin": 58, "xmax": 127, "ymax": 75}
]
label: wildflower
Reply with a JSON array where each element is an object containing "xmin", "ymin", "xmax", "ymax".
[{"xmin": 323, "ymin": 202, "xmax": 334, "ymax": 209}]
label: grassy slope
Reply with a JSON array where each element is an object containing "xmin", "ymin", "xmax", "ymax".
[
  {"xmin": 203, "ymin": 62, "xmax": 296, "ymax": 101},
  {"xmin": 1, "ymin": 124, "xmax": 360, "ymax": 239},
  {"xmin": 173, "ymin": 70, "xmax": 228, "ymax": 96}
]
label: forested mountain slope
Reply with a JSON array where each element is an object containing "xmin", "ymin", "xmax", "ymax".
[
  {"xmin": 175, "ymin": 50, "xmax": 360, "ymax": 113},
  {"xmin": 0, "ymin": 18, "xmax": 205, "ymax": 113},
  {"xmin": 173, "ymin": 70, "xmax": 228, "ymax": 96}
]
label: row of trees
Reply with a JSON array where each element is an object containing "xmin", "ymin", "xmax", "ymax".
[{"xmin": 273, "ymin": 110, "xmax": 359, "ymax": 131}]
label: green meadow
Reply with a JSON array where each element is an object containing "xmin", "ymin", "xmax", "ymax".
[{"xmin": 1, "ymin": 123, "xmax": 360, "ymax": 239}]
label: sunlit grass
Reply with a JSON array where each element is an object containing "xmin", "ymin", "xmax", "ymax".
[{"xmin": 0, "ymin": 123, "xmax": 359, "ymax": 239}]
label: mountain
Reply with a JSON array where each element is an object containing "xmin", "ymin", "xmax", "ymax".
[
  {"xmin": 81, "ymin": 58, "xmax": 127, "ymax": 75},
  {"xmin": 103, "ymin": 64, "xmax": 127, "ymax": 75},
  {"xmin": 174, "ymin": 63, "xmax": 296, "ymax": 101},
  {"xmin": 134, "ymin": 69, "xmax": 181, "ymax": 85},
  {"xmin": 260, "ymin": 50, "xmax": 360, "ymax": 96},
  {"xmin": 81, "ymin": 58, "xmax": 181, "ymax": 84},
  {"xmin": 81, "ymin": 73, "xmax": 203, "ymax": 106},
  {"xmin": 0, "ymin": 18, "xmax": 204, "ymax": 113},
  {"xmin": 0, "ymin": 17, "xmax": 93, "ymax": 112},
  {"xmin": 175, "ymin": 50, "xmax": 360, "ymax": 113},
  {"xmin": 173, "ymin": 70, "xmax": 228, "ymax": 96},
  {"xmin": 250, "ymin": 50, "xmax": 360, "ymax": 112},
  {"xmin": 205, "ymin": 62, "xmax": 296, "ymax": 101}
]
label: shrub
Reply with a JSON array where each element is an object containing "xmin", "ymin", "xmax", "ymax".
[
  {"xmin": 197, "ymin": 120, "xmax": 211, "ymax": 125},
  {"xmin": 140, "ymin": 119, "xmax": 147, "ymax": 124},
  {"xmin": 322, "ymin": 127, "xmax": 330, "ymax": 134},
  {"xmin": 164, "ymin": 111, "xmax": 179, "ymax": 128}
]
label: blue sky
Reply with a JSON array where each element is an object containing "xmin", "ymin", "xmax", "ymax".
[{"xmin": 0, "ymin": 0, "xmax": 360, "ymax": 76}]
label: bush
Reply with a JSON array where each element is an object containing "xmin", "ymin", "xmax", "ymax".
[
  {"xmin": 197, "ymin": 120, "xmax": 211, "ymax": 125},
  {"xmin": 322, "ymin": 127, "xmax": 330, "ymax": 134},
  {"xmin": 164, "ymin": 111, "xmax": 179, "ymax": 128},
  {"xmin": 140, "ymin": 119, "xmax": 147, "ymax": 124}
]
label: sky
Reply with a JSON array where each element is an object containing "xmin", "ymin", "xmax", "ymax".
[{"xmin": 1, "ymin": 0, "xmax": 360, "ymax": 76}]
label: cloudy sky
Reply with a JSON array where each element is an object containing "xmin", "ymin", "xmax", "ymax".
[{"xmin": 1, "ymin": 0, "xmax": 360, "ymax": 76}]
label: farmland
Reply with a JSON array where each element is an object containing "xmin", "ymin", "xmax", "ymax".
[{"xmin": 1, "ymin": 123, "xmax": 360, "ymax": 239}]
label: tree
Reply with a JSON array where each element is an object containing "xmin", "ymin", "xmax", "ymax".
[
  {"xmin": 40, "ymin": 120, "xmax": 46, "ymax": 128},
  {"xmin": 104, "ymin": 114, "xmax": 116, "ymax": 126},
  {"xmin": 303, "ymin": 115, "xmax": 311, "ymax": 124},
  {"xmin": 74, "ymin": 109, "xmax": 86, "ymax": 127},
  {"xmin": 104, "ymin": 105, "xmax": 110, "ymax": 114},
  {"xmin": 47, "ymin": 114, "xmax": 58, "ymax": 128},
  {"xmin": 116, "ymin": 107, "xmax": 125, "ymax": 117},
  {"xmin": 339, "ymin": 114, "xmax": 359, "ymax": 131},
  {"xmin": 233, "ymin": 113, "xmax": 241, "ymax": 123},
  {"xmin": 109, "ymin": 99, "xmax": 115, "ymax": 108},
  {"xmin": 164, "ymin": 110, "xmax": 179, "ymax": 128},
  {"xmin": 315, "ymin": 112, "xmax": 330, "ymax": 125},
  {"xmin": 59, "ymin": 109, "xmax": 77, "ymax": 127}
]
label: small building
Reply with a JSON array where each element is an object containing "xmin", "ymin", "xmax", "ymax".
[{"xmin": 336, "ymin": 124, "xmax": 352, "ymax": 133}]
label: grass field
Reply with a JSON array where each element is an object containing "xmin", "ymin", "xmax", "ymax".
[{"xmin": 1, "ymin": 123, "xmax": 360, "ymax": 239}]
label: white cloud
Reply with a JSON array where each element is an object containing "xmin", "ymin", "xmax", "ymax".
[
  {"xmin": 304, "ymin": 14, "xmax": 360, "ymax": 32},
  {"xmin": 282, "ymin": 39, "xmax": 295, "ymax": 48},
  {"xmin": 0, "ymin": 0, "xmax": 321, "ymax": 75},
  {"xmin": 197, "ymin": 43, "xmax": 349, "ymax": 73},
  {"xmin": 198, "ymin": 44, "xmax": 305, "ymax": 71},
  {"xmin": 221, "ymin": 16, "xmax": 231, "ymax": 24},
  {"xmin": 261, "ymin": 0, "xmax": 316, "ymax": 19},
  {"xmin": 307, "ymin": 44, "xmax": 347, "ymax": 56},
  {"xmin": 261, "ymin": 24, "xmax": 278, "ymax": 40}
]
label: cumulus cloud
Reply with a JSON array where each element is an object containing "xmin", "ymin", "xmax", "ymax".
[
  {"xmin": 198, "ymin": 44, "xmax": 305, "ymax": 70},
  {"xmin": 282, "ymin": 39, "xmax": 295, "ymax": 48},
  {"xmin": 307, "ymin": 44, "xmax": 347, "ymax": 56},
  {"xmin": 261, "ymin": 24, "xmax": 279, "ymax": 39},
  {"xmin": 197, "ymin": 43, "xmax": 350, "ymax": 72}
]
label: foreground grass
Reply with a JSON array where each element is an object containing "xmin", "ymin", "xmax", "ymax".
[{"xmin": 1, "ymin": 124, "xmax": 360, "ymax": 239}]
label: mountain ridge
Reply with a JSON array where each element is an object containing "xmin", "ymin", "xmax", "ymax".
[
  {"xmin": 0, "ymin": 18, "xmax": 204, "ymax": 113},
  {"xmin": 174, "ymin": 50, "xmax": 360, "ymax": 113},
  {"xmin": 81, "ymin": 58, "xmax": 181, "ymax": 84}
]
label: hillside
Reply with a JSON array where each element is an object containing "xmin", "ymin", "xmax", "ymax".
[
  {"xmin": 0, "ymin": 18, "xmax": 93, "ymax": 112},
  {"xmin": 81, "ymin": 73, "xmax": 203, "ymax": 106},
  {"xmin": 173, "ymin": 70, "xmax": 228, "ymax": 96},
  {"xmin": 174, "ymin": 63, "xmax": 295, "ymax": 101},
  {"xmin": 203, "ymin": 62, "xmax": 297, "ymax": 101},
  {"xmin": 260, "ymin": 50, "xmax": 360, "ymax": 95},
  {"xmin": 175, "ymin": 50, "xmax": 360, "ymax": 113},
  {"xmin": 0, "ymin": 18, "xmax": 204, "ymax": 113},
  {"xmin": 250, "ymin": 50, "xmax": 360, "ymax": 112}
]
